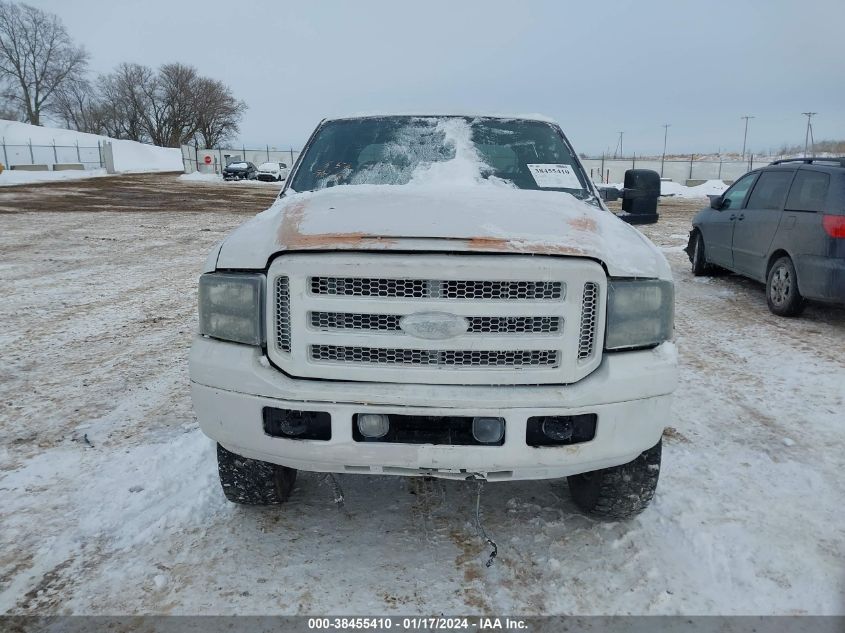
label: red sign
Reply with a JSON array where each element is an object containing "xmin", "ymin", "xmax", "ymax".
[{"xmin": 204, "ymin": 155, "xmax": 212, "ymax": 165}]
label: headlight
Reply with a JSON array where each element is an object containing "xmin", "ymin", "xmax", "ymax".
[
  {"xmin": 198, "ymin": 273, "xmax": 264, "ymax": 345},
  {"xmin": 605, "ymin": 279, "xmax": 674, "ymax": 350}
]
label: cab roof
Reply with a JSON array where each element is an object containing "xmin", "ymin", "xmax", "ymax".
[{"xmin": 323, "ymin": 112, "xmax": 559, "ymax": 125}]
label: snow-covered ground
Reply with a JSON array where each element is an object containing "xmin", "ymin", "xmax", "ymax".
[
  {"xmin": 0, "ymin": 168, "xmax": 109, "ymax": 187},
  {"xmin": 179, "ymin": 171, "xmax": 224, "ymax": 182},
  {"xmin": 0, "ymin": 193, "xmax": 843, "ymax": 615},
  {"xmin": 178, "ymin": 171, "xmax": 282, "ymax": 187},
  {"xmin": 602, "ymin": 179, "xmax": 729, "ymax": 199},
  {"xmin": 660, "ymin": 179, "xmax": 729, "ymax": 198}
]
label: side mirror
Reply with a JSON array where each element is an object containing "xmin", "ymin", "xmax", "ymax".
[
  {"xmin": 620, "ymin": 169, "xmax": 660, "ymax": 224},
  {"xmin": 598, "ymin": 186, "xmax": 621, "ymax": 202},
  {"xmin": 709, "ymin": 194, "xmax": 724, "ymax": 210}
]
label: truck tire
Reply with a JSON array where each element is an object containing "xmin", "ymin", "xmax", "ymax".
[
  {"xmin": 766, "ymin": 256, "xmax": 805, "ymax": 317},
  {"xmin": 690, "ymin": 231, "xmax": 710, "ymax": 276},
  {"xmin": 216, "ymin": 443, "xmax": 297, "ymax": 505},
  {"xmin": 567, "ymin": 439, "xmax": 661, "ymax": 520}
]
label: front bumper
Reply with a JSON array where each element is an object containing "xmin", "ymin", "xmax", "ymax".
[
  {"xmin": 256, "ymin": 173, "xmax": 279, "ymax": 181},
  {"xmin": 189, "ymin": 336, "xmax": 678, "ymax": 480}
]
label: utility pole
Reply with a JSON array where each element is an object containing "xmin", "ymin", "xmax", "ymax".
[
  {"xmin": 802, "ymin": 112, "xmax": 817, "ymax": 157},
  {"xmin": 740, "ymin": 115, "xmax": 754, "ymax": 160},
  {"xmin": 660, "ymin": 124, "xmax": 670, "ymax": 177},
  {"xmin": 613, "ymin": 131, "xmax": 624, "ymax": 158}
]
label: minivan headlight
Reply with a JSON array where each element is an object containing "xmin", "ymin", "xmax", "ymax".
[
  {"xmin": 198, "ymin": 273, "xmax": 264, "ymax": 345},
  {"xmin": 605, "ymin": 279, "xmax": 674, "ymax": 350}
]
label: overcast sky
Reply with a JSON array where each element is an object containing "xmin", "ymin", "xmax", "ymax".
[{"xmin": 31, "ymin": 0, "xmax": 845, "ymax": 155}]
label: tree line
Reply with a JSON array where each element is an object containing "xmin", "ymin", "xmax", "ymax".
[{"xmin": 0, "ymin": 1, "xmax": 245, "ymax": 147}]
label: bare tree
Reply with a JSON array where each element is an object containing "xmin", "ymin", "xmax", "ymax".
[
  {"xmin": 0, "ymin": 1, "xmax": 89, "ymax": 125},
  {"xmin": 50, "ymin": 77, "xmax": 101, "ymax": 133},
  {"xmin": 140, "ymin": 63, "xmax": 201, "ymax": 147},
  {"xmin": 0, "ymin": 77, "xmax": 20, "ymax": 119},
  {"xmin": 193, "ymin": 77, "xmax": 246, "ymax": 147},
  {"xmin": 98, "ymin": 63, "xmax": 154, "ymax": 141}
]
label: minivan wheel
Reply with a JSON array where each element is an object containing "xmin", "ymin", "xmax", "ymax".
[
  {"xmin": 216, "ymin": 443, "xmax": 297, "ymax": 505},
  {"xmin": 766, "ymin": 256, "xmax": 804, "ymax": 317},
  {"xmin": 690, "ymin": 231, "xmax": 710, "ymax": 276},
  {"xmin": 567, "ymin": 439, "xmax": 661, "ymax": 520}
]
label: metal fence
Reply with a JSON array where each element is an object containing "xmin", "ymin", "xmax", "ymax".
[
  {"xmin": 1, "ymin": 137, "xmax": 104, "ymax": 170},
  {"xmin": 182, "ymin": 144, "xmax": 301, "ymax": 174},
  {"xmin": 581, "ymin": 155, "xmax": 769, "ymax": 185},
  {"xmin": 181, "ymin": 146, "xmax": 766, "ymax": 185}
]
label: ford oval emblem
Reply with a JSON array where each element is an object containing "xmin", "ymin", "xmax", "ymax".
[{"xmin": 399, "ymin": 312, "xmax": 469, "ymax": 340}]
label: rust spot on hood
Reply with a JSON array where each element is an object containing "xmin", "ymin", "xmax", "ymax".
[
  {"xmin": 466, "ymin": 236, "xmax": 589, "ymax": 257},
  {"xmin": 568, "ymin": 214, "xmax": 599, "ymax": 233},
  {"xmin": 276, "ymin": 199, "xmax": 396, "ymax": 249},
  {"xmin": 275, "ymin": 198, "xmax": 594, "ymax": 256},
  {"xmin": 466, "ymin": 236, "xmax": 512, "ymax": 250}
]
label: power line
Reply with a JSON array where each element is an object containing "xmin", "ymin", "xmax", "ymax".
[
  {"xmin": 741, "ymin": 115, "xmax": 754, "ymax": 160},
  {"xmin": 802, "ymin": 112, "xmax": 817, "ymax": 157},
  {"xmin": 613, "ymin": 131, "xmax": 624, "ymax": 158}
]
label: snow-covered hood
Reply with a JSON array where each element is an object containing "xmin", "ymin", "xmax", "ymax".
[
  {"xmin": 214, "ymin": 184, "xmax": 671, "ymax": 279},
  {"xmin": 257, "ymin": 164, "xmax": 280, "ymax": 173}
]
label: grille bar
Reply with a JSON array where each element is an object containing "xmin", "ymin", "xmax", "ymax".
[
  {"xmin": 578, "ymin": 282, "xmax": 598, "ymax": 360},
  {"xmin": 311, "ymin": 277, "xmax": 563, "ymax": 300},
  {"xmin": 311, "ymin": 345, "xmax": 559, "ymax": 368},
  {"xmin": 311, "ymin": 311, "xmax": 561, "ymax": 334},
  {"xmin": 275, "ymin": 276, "xmax": 291, "ymax": 352}
]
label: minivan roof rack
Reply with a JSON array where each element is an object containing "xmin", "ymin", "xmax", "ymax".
[{"xmin": 769, "ymin": 157, "xmax": 845, "ymax": 167}]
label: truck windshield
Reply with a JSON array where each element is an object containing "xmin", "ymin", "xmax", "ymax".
[{"xmin": 290, "ymin": 116, "xmax": 589, "ymax": 197}]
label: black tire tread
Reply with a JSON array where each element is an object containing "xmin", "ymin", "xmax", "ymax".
[
  {"xmin": 216, "ymin": 443, "xmax": 297, "ymax": 505},
  {"xmin": 690, "ymin": 231, "xmax": 710, "ymax": 276},
  {"xmin": 567, "ymin": 439, "xmax": 661, "ymax": 520},
  {"xmin": 766, "ymin": 256, "xmax": 805, "ymax": 317}
]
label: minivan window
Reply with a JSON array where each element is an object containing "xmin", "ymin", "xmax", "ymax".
[
  {"xmin": 722, "ymin": 172, "xmax": 757, "ymax": 209},
  {"xmin": 785, "ymin": 170, "xmax": 830, "ymax": 212},
  {"xmin": 746, "ymin": 171, "xmax": 794, "ymax": 210}
]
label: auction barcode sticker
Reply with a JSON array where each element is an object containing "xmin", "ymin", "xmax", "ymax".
[{"xmin": 527, "ymin": 163, "xmax": 581, "ymax": 189}]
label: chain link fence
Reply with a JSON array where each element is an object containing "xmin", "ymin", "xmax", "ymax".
[
  {"xmin": 1, "ymin": 137, "xmax": 772, "ymax": 185},
  {"xmin": 582, "ymin": 155, "xmax": 768, "ymax": 185},
  {"xmin": 182, "ymin": 144, "xmax": 301, "ymax": 174},
  {"xmin": 1, "ymin": 137, "xmax": 104, "ymax": 171},
  {"xmin": 181, "ymin": 146, "xmax": 764, "ymax": 185}
]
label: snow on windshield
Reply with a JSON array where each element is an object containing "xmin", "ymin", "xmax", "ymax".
[
  {"xmin": 404, "ymin": 117, "xmax": 504, "ymax": 188},
  {"xmin": 314, "ymin": 118, "xmax": 492, "ymax": 189},
  {"xmin": 292, "ymin": 116, "xmax": 587, "ymax": 196}
]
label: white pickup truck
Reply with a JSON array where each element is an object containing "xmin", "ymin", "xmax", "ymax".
[{"xmin": 190, "ymin": 114, "xmax": 677, "ymax": 520}]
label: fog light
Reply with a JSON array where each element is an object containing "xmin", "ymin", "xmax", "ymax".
[
  {"xmin": 541, "ymin": 417, "xmax": 573, "ymax": 441},
  {"xmin": 472, "ymin": 417, "xmax": 505, "ymax": 444},
  {"xmin": 357, "ymin": 413, "xmax": 390, "ymax": 438},
  {"xmin": 263, "ymin": 408, "xmax": 331, "ymax": 441},
  {"xmin": 279, "ymin": 417, "xmax": 308, "ymax": 436}
]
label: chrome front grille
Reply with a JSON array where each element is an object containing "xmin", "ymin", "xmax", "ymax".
[
  {"xmin": 311, "ymin": 277, "xmax": 563, "ymax": 300},
  {"xmin": 311, "ymin": 312, "xmax": 561, "ymax": 334},
  {"xmin": 268, "ymin": 254, "xmax": 606, "ymax": 385},
  {"xmin": 311, "ymin": 345, "xmax": 559, "ymax": 368}
]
